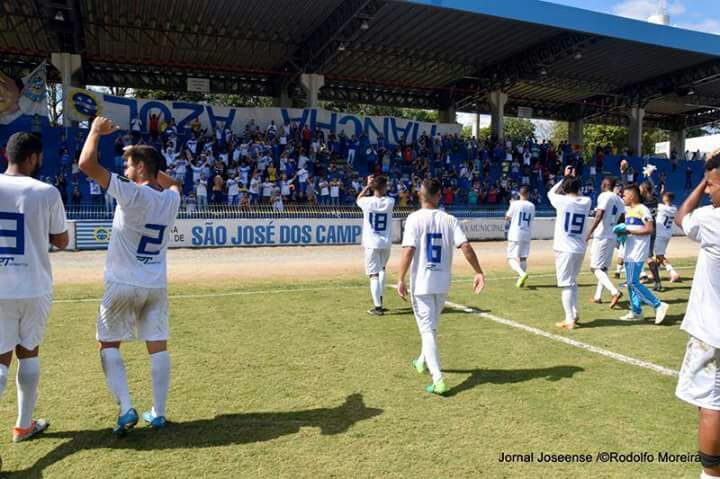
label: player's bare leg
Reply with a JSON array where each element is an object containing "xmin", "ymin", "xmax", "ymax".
[
  {"xmin": 698, "ymin": 408, "xmax": 720, "ymax": 478},
  {"xmin": 99, "ymin": 341, "xmax": 137, "ymax": 435},
  {"xmin": 144, "ymin": 340, "xmax": 170, "ymax": 429},
  {"xmin": 657, "ymin": 255, "xmax": 681, "ymax": 282},
  {"xmin": 13, "ymin": 345, "xmax": 48, "ymax": 442}
]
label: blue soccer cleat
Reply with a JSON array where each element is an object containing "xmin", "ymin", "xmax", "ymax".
[
  {"xmin": 112, "ymin": 408, "xmax": 138, "ymax": 436},
  {"xmin": 143, "ymin": 410, "xmax": 168, "ymax": 430}
]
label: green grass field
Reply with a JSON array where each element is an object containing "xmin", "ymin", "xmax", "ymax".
[{"xmin": 0, "ymin": 260, "xmax": 703, "ymax": 478}]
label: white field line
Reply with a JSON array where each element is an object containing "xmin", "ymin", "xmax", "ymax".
[
  {"xmin": 53, "ymin": 265, "xmax": 695, "ymax": 304},
  {"xmin": 444, "ymin": 300, "xmax": 679, "ymax": 377}
]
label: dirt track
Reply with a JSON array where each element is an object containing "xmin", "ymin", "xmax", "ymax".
[{"xmin": 51, "ymin": 238, "xmax": 701, "ymax": 286}]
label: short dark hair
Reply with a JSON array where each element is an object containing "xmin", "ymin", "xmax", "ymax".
[
  {"xmin": 373, "ymin": 175, "xmax": 388, "ymax": 190},
  {"xmin": 519, "ymin": 186, "xmax": 530, "ymax": 196},
  {"xmin": 625, "ymin": 183, "xmax": 641, "ymax": 200},
  {"xmin": 422, "ymin": 178, "xmax": 442, "ymax": 196},
  {"xmin": 640, "ymin": 180, "xmax": 654, "ymax": 195},
  {"xmin": 706, "ymin": 155, "xmax": 720, "ymax": 172},
  {"xmin": 562, "ymin": 176, "xmax": 582, "ymax": 194},
  {"xmin": 6, "ymin": 132, "xmax": 42, "ymax": 165},
  {"xmin": 663, "ymin": 191, "xmax": 675, "ymax": 202},
  {"xmin": 123, "ymin": 145, "xmax": 164, "ymax": 178},
  {"xmin": 602, "ymin": 176, "xmax": 618, "ymax": 189}
]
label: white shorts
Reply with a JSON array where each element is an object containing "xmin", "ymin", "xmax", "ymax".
[
  {"xmin": 411, "ymin": 294, "xmax": 447, "ymax": 333},
  {"xmin": 676, "ymin": 336, "xmax": 720, "ymax": 410},
  {"xmin": 507, "ymin": 241, "xmax": 531, "ymax": 259},
  {"xmin": 0, "ymin": 295, "xmax": 52, "ymax": 354},
  {"xmin": 554, "ymin": 251, "xmax": 585, "ymax": 288},
  {"xmin": 97, "ymin": 282, "xmax": 169, "ymax": 342},
  {"xmin": 654, "ymin": 236, "xmax": 671, "ymax": 257},
  {"xmin": 590, "ymin": 238, "xmax": 616, "ymax": 270},
  {"xmin": 365, "ymin": 248, "xmax": 391, "ymax": 276}
]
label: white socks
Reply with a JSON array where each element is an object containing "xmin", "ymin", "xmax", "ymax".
[
  {"xmin": 378, "ymin": 270, "xmax": 386, "ymax": 292},
  {"xmin": 16, "ymin": 357, "xmax": 40, "ymax": 429},
  {"xmin": 0, "ymin": 363, "xmax": 7, "ymax": 399},
  {"xmin": 370, "ymin": 275, "xmax": 383, "ymax": 308},
  {"xmin": 594, "ymin": 282, "xmax": 604, "ymax": 301},
  {"xmin": 666, "ymin": 263, "xmax": 676, "ymax": 274},
  {"xmin": 520, "ymin": 259, "xmax": 527, "ymax": 272},
  {"xmin": 419, "ymin": 329, "xmax": 442, "ymax": 383},
  {"xmin": 508, "ymin": 258, "xmax": 525, "ymax": 277},
  {"xmin": 561, "ymin": 287, "xmax": 577, "ymax": 323},
  {"xmin": 101, "ymin": 348, "xmax": 132, "ymax": 415},
  {"xmin": 150, "ymin": 351, "xmax": 171, "ymax": 418},
  {"xmin": 616, "ymin": 264, "xmax": 623, "ymax": 275},
  {"xmin": 594, "ymin": 269, "xmax": 619, "ymax": 297}
]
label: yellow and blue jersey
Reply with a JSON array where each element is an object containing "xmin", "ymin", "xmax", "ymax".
[{"xmin": 625, "ymin": 205, "xmax": 650, "ymax": 228}]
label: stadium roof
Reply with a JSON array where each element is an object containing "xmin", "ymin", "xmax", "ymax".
[{"xmin": 2, "ymin": 0, "xmax": 720, "ymax": 129}]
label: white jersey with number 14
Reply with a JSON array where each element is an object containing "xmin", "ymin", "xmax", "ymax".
[{"xmin": 506, "ymin": 199, "xmax": 535, "ymax": 242}]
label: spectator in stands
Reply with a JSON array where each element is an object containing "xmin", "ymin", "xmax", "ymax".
[
  {"xmin": 195, "ymin": 175, "xmax": 208, "ymax": 210},
  {"xmin": 686, "ymin": 166, "xmax": 694, "ymax": 189},
  {"xmin": 130, "ymin": 116, "xmax": 142, "ymax": 143},
  {"xmin": 71, "ymin": 184, "xmax": 82, "ymax": 206},
  {"xmin": 211, "ymin": 174, "xmax": 225, "ymax": 205},
  {"xmin": 89, "ymin": 178, "xmax": 103, "ymax": 208}
]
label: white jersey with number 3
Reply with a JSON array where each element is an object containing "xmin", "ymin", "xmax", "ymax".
[
  {"xmin": 0, "ymin": 175, "xmax": 67, "ymax": 299},
  {"xmin": 506, "ymin": 199, "xmax": 535, "ymax": 242},
  {"xmin": 656, "ymin": 204, "xmax": 677, "ymax": 239},
  {"xmin": 548, "ymin": 181, "xmax": 592, "ymax": 254},
  {"xmin": 105, "ymin": 173, "xmax": 181, "ymax": 288},
  {"xmin": 401, "ymin": 208, "xmax": 468, "ymax": 295},
  {"xmin": 357, "ymin": 196, "xmax": 395, "ymax": 249}
]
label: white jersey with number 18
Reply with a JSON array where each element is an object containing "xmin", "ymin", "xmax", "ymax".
[
  {"xmin": 548, "ymin": 180, "xmax": 592, "ymax": 254},
  {"xmin": 357, "ymin": 196, "xmax": 395, "ymax": 249},
  {"xmin": 401, "ymin": 208, "xmax": 468, "ymax": 295},
  {"xmin": 105, "ymin": 173, "xmax": 181, "ymax": 289}
]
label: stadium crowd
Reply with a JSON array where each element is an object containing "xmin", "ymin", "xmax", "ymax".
[{"xmin": 0, "ymin": 115, "xmax": 703, "ymax": 212}]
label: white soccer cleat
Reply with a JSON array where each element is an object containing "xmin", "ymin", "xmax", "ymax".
[
  {"xmin": 654, "ymin": 302, "xmax": 670, "ymax": 325},
  {"xmin": 619, "ymin": 311, "xmax": 644, "ymax": 322}
]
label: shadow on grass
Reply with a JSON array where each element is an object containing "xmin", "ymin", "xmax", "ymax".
[
  {"xmin": 442, "ymin": 366, "xmax": 584, "ymax": 397},
  {"xmin": 4, "ymin": 394, "xmax": 382, "ymax": 478}
]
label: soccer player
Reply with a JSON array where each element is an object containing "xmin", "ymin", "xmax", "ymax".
[
  {"xmin": 548, "ymin": 166, "xmax": 591, "ymax": 330},
  {"xmin": 613, "ymin": 183, "xmax": 626, "ymax": 280},
  {"xmin": 505, "ymin": 185, "xmax": 535, "ymax": 288},
  {"xmin": 617, "ymin": 184, "xmax": 669, "ymax": 323},
  {"xmin": 640, "ymin": 181, "xmax": 663, "ymax": 291},
  {"xmin": 0, "ymin": 132, "xmax": 68, "ymax": 442},
  {"xmin": 674, "ymin": 154, "xmax": 720, "ymax": 479},
  {"xmin": 397, "ymin": 179, "xmax": 485, "ymax": 395},
  {"xmin": 585, "ymin": 177, "xmax": 624, "ymax": 308},
  {"xmin": 79, "ymin": 117, "xmax": 181, "ymax": 434},
  {"xmin": 357, "ymin": 175, "xmax": 395, "ymax": 315},
  {"xmin": 655, "ymin": 191, "xmax": 681, "ymax": 283}
]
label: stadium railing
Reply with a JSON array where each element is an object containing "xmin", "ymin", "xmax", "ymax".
[{"xmin": 65, "ymin": 204, "xmax": 557, "ymax": 220}]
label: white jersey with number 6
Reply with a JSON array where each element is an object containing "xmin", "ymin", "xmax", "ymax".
[
  {"xmin": 593, "ymin": 191, "xmax": 625, "ymax": 240},
  {"xmin": 0, "ymin": 174, "xmax": 67, "ymax": 299},
  {"xmin": 548, "ymin": 181, "xmax": 592, "ymax": 254},
  {"xmin": 506, "ymin": 199, "xmax": 535, "ymax": 242},
  {"xmin": 656, "ymin": 204, "xmax": 677, "ymax": 239},
  {"xmin": 357, "ymin": 196, "xmax": 395, "ymax": 249},
  {"xmin": 401, "ymin": 208, "xmax": 468, "ymax": 295},
  {"xmin": 105, "ymin": 173, "xmax": 181, "ymax": 288}
]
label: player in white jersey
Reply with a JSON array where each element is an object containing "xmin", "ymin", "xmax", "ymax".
[
  {"xmin": 505, "ymin": 186, "xmax": 535, "ymax": 288},
  {"xmin": 615, "ymin": 184, "xmax": 669, "ymax": 323},
  {"xmin": 547, "ymin": 166, "xmax": 591, "ymax": 330},
  {"xmin": 0, "ymin": 133, "xmax": 68, "ymax": 443},
  {"xmin": 356, "ymin": 175, "xmax": 395, "ymax": 316},
  {"xmin": 79, "ymin": 117, "xmax": 181, "ymax": 435},
  {"xmin": 654, "ymin": 192, "xmax": 681, "ymax": 282},
  {"xmin": 397, "ymin": 179, "xmax": 485, "ymax": 395},
  {"xmin": 613, "ymin": 184, "xmax": 626, "ymax": 280},
  {"xmin": 673, "ymin": 154, "xmax": 720, "ymax": 479},
  {"xmin": 585, "ymin": 177, "xmax": 624, "ymax": 308}
]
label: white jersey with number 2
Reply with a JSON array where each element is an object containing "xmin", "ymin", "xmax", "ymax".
[
  {"xmin": 401, "ymin": 208, "xmax": 468, "ymax": 295},
  {"xmin": 105, "ymin": 173, "xmax": 181, "ymax": 288},
  {"xmin": 548, "ymin": 180, "xmax": 592, "ymax": 254}
]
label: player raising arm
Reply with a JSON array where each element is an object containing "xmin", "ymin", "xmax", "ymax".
[
  {"xmin": 80, "ymin": 116, "xmax": 181, "ymax": 435},
  {"xmin": 396, "ymin": 178, "xmax": 485, "ymax": 396},
  {"xmin": 673, "ymin": 153, "xmax": 720, "ymax": 479},
  {"xmin": 0, "ymin": 133, "xmax": 68, "ymax": 443}
]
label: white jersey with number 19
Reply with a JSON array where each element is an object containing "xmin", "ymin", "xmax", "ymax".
[
  {"xmin": 548, "ymin": 180, "xmax": 592, "ymax": 254},
  {"xmin": 105, "ymin": 173, "xmax": 181, "ymax": 288},
  {"xmin": 401, "ymin": 208, "xmax": 468, "ymax": 295}
]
